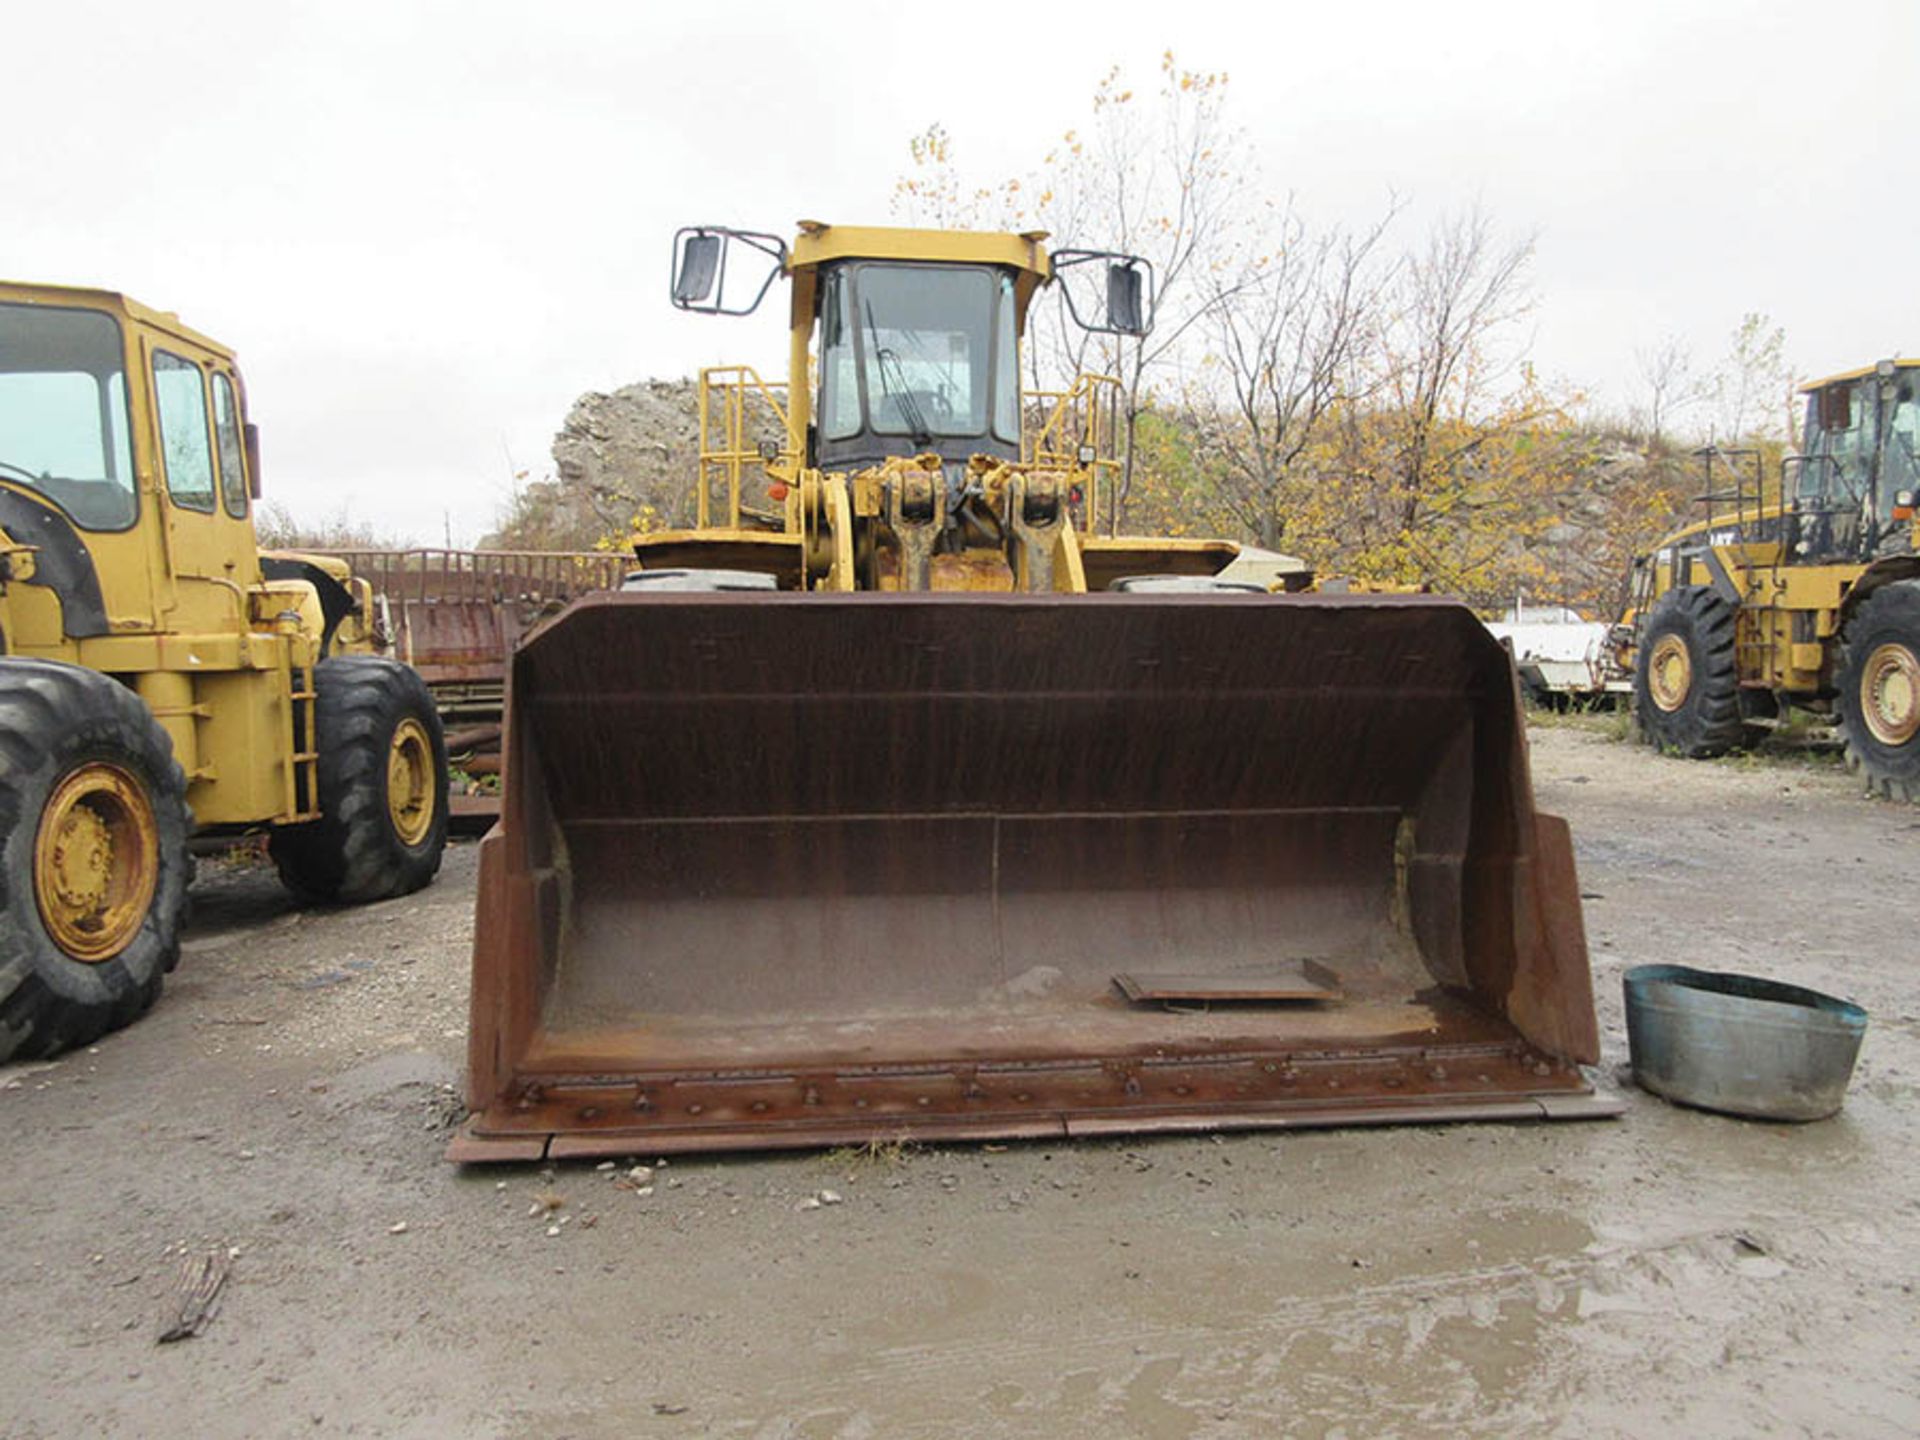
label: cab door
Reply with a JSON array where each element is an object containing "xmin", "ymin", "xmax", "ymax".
[{"xmin": 143, "ymin": 337, "xmax": 261, "ymax": 631}]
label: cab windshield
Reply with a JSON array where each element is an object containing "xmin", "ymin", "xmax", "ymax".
[
  {"xmin": 1883, "ymin": 373, "xmax": 1919, "ymax": 520},
  {"xmin": 0, "ymin": 302, "xmax": 137, "ymax": 530},
  {"xmin": 1800, "ymin": 373, "xmax": 1920, "ymax": 527},
  {"xmin": 818, "ymin": 263, "xmax": 1019, "ymax": 449}
]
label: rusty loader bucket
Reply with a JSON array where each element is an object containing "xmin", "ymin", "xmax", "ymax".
[{"xmin": 453, "ymin": 592, "xmax": 1612, "ymax": 1161}]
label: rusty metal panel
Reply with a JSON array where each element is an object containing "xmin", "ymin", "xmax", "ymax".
[
  {"xmin": 456, "ymin": 591, "xmax": 1605, "ymax": 1159},
  {"xmin": 1114, "ymin": 962, "xmax": 1343, "ymax": 1003}
]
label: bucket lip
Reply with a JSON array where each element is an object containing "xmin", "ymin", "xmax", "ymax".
[
  {"xmin": 563, "ymin": 588, "xmax": 1480, "ymax": 613},
  {"xmin": 1623, "ymin": 963, "xmax": 1867, "ymax": 1027}
]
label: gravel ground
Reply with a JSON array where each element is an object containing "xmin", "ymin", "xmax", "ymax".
[{"xmin": 1, "ymin": 723, "xmax": 1916, "ymax": 1438}]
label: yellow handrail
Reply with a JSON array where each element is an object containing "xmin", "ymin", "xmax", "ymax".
[
  {"xmin": 1027, "ymin": 373, "xmax": 1122, "ymax": 535},
  {"xmin": 698, "ymin": 365, "xmax": 791, "ymax": 528}
]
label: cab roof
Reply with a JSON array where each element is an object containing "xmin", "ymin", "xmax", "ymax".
[
  {"xmin": 1799, "ymin": 357, "xmax": 1920, "ymax": 393},
  {"xmin": 788, "ymin": 223, "xmax": 1052, "ymax": 279},
  {"xmin": 0, "ymin": 279, "xmax": 237, "ymax": 361}
]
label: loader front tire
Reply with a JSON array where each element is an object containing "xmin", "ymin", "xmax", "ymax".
[
  {"xmin": 270, "ymin": 657, "xmax": 449, "ymax": 903},
  {"xmin": 1836, "ymin": 579, "xmax": 1920, "ymax": 803},
  {"xmin": 0, "ymin": 660, "xmax": 191, "ymax": 1062},
  {"xmin": 1632, "ymin": 585, "xmax": 1746, "ymax": 758}
]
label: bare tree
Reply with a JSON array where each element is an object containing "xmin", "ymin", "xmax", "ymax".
[
  {"xmin": 1018, "ymin": 56, "xmax": 1264, "ymax": 531},
  {"xmin": 1705, "ymin": 312, "xmax": 1793, "ymax": 444},
  {"xmin": 1183, "ymin": 202, "xmax": 1397, "ymax": 549},
  {"xmin": 1380, "ymin": 206, "xmax": 1538, "ymax": 520},
  {"xmin": 889, "ymin": 123, "xmax": 1023, "ymax": 231},
  {"xmin": 1633, "ymin": 334, "xmax": 1695, "ymax": 445}
]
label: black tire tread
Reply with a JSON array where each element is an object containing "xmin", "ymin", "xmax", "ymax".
[
  {"xmin": 0, "ymin": 659, "xmax": 191, "ymax": 1062},
  {"xmin": 269, "ymin": 657, "xmax": 449, "ymax": 904},
  {"xmin": 1835, "ymin": 579, "xmax": 1920, "ymax": 804},
  {"xmin": 1632, "ymin": 584, "xmax": 1748, "ymax": 759}
]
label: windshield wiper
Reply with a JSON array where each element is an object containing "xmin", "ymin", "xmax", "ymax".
[{"xmin": 864, "ymin": 300, "xmax": 932, "ymax": 448}]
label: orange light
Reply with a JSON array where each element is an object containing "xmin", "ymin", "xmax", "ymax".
[{"xmin": 768, "ymin": 483, "xmax": 790, "ymax": 501}]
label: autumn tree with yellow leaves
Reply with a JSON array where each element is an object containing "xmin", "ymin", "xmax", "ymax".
[{"xmin": 891, "ymin": 60, "xmax": 1791, "ymax": 615}]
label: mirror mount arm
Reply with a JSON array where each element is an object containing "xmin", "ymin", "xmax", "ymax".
[
  {"xmin": 1049, "ymin": 249, "xmax": 1156, "ymax": 338},
  {"xmin": 670, "ymin": 226, "xmax": 790, "ymax": 316}
]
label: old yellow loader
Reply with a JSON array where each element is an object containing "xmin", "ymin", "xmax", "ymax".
[
  {"xmin": 453, "ymin": 224, "xmax": 1609, "ymax": 1161},
  {"xmin": 0, "ymin": 282, "xmax": 449, "ymax": 1060},
  {"xmin": 1621, "ymin": 359, "xmax": 1920, "ymax": 800}
]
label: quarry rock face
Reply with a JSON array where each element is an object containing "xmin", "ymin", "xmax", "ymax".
[{"xmin": 551, "ymin": 378, "xmax": 703, "ymax": 530}]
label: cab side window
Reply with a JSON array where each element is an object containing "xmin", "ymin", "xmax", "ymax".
[
  {"xmin": 1829, "ymin": 384, "xmax": 1873, "ymax": 506},
  {"xmin": 153, "ymin": 350, "xmax": 215, "ymax": 512},
  {"xmin": 213, "ymin": 373, "xmax": 248, "ymax": 517},
  {"xmin": 1804, "ymin": 382, "xmax": 1870, "ymax": 505},
  {"xmin": 1885, "ymin": 381, "xmax": 1918, "ymax": 498}
]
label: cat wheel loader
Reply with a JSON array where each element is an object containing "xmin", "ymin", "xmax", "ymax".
[
  {"xmin": 0, "ymin": 282, "xmax": 450, "ymax": 1061},
  {"xmin": 1619, "ymin": 359, "xmax": 1920, "ymax": 800},
  {"xmin": 452, "ymin": 223, "xmax": 1610, "ymax": 1162}
]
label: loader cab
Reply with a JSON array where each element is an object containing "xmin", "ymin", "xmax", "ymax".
[
  {"xmin": 669, "ymin": 223, "xmax": 1152, "ymax": 481},
  {"xmin": 1796, "ymin": 360, "xmax": 1920, "ymax": 556},
  {"xmin": 813, "ymin": 260, "xmax": 1023, "ymax": 474},
  {"xmin": 0, "ymin": 284, "xmax": 267, "ymax": 642}
]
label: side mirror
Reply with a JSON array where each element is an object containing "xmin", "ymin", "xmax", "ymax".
[
  {"xmin": 1106, "ymin": 263, "xmax": 1145, "ymax": 335},
  {"xmin": 673, "ymin": 235, "xmax": 721, "ymax": 306},
  {"xmin": 243, "ymin": 422, "xmax": 263, "ymax": 500},
  {"xmin": 670, "ymin": 226, "xmax": 789, "ymax": 316},
  {"xmin": 1051, "ymin": 249, "xmax": 1155, "ymax": 338}
]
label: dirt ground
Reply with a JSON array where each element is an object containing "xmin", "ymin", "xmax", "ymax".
[{"xmin": 2, "ymin": 723, "xmax": 1917, "ymax": 1439}]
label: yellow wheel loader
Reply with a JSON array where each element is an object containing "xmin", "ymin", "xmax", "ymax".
[
  {"xmin": 1620, "ymin": 359, "xmax": 1920, "ymax": 799},
  {"xmin": 453, "ymin": 224, "xmax": 1609, "ymax": 1162},
  {"xmin": 0, "ymin": 282, "xmax": 450, "ymax": 1061}
]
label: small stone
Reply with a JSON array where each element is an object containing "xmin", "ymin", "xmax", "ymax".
[
  {"xmin": 495, "ymin": 1181, "xmax": 507, "ymax": 1192},
  {"xmin": 546, "ymin": 1224, "xmax": 561, "ymax": 1238},
  {"xmin": 796, "ymin": 1197, "xmax": 823, "ymax": 1212},
  {"xmin": 627, "ymin": 1166, "xmax": 653, "ymax": 1185},
  {"xmin": 595, "ymin": 1161, "xmax": 615, "ymax": 1171},
  {"xmin": 632, "ymin": 1186, "xmax": 654, "ymax": 1197},
  {"xmin": 818, "ymin": 1189, "xmax": 844, "ymax": 1206},
  {"xmin": 389, "ymin": 1222, "xmax": 409, "ymax": 1235}
]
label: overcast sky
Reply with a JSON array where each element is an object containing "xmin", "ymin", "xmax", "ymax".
[{"xmin": 7, "ymin": 1, "xmax": 1915, "ymax": 544}]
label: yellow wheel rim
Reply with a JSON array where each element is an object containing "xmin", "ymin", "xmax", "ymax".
[
  {"xmin": 1647, "ymin": 634, "xmax": 1693, "ymax": 713},
  {"xmin": 387, "ymin": 717, "xmax": 437, "ymax": 847},
  {"xmin": 1861, "ymin": 641, "xmax": 1920, "ymax": 747},
  {"xmin": 34, "ymin": 763, "xmax": 159, "ymax": 962}
]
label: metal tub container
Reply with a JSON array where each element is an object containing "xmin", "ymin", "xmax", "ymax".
[{"xmin": 1623, "ymin": 964, "xmax": 1867, "ymax": 1121}]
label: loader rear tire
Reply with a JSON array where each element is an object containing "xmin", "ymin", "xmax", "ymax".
[
  {"xmin": 0, "ymin": 659, "xmax": 191, "ymax": 1062},
  {"xmin": 270, "ymin": 657, "xmax": 449, "ymax": 903},
  {"xmin": 1632, "ymin": 585, "xmax": 1746, "ymax": 758},
  {"xmin": 1836, "ymin": 579, "xmax": 1920, "ymax": 803}
]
